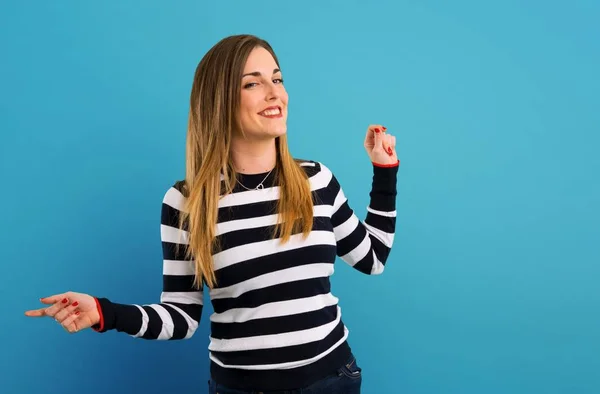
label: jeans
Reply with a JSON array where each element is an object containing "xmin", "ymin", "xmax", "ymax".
[{"xmin": 208, "ymin": 354, "xmax": 362, "ymax": 393}]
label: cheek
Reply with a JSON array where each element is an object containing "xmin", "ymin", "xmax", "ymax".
[
  {"xmin": 240, "ymin": 95, "xmax": 257, "ymax": 118},
  {"xmin": 279, "ymin": 94, "xmax": 289, "ymax": 115},
  {"xmin": 240, "ymin": 97, "xmax": 249, "ymax": 113}
]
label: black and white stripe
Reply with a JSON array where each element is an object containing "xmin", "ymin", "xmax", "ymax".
[{"xmin": 95, "ymin": 160, "xmax": 398, "ymax": 389}]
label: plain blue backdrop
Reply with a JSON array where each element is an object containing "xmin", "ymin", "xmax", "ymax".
[{"xmin": 2, "ymin": 1, "xmax": 599, "ymax": 393}]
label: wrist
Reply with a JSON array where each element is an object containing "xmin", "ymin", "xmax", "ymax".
[{"xmin": 91, "ymin": 297, "xmax": 105, "ymax": 332}]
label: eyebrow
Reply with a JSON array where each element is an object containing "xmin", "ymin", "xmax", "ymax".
[{"xmin": 242, "ymin": 68, "xmax": 281, "ymax": 78}]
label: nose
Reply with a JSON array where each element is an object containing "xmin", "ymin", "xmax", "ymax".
[{"xmin": 265, "ymin": 81, "xmax": 279, "ymax": 101}]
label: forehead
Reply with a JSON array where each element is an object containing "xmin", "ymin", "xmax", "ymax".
[{"xmin": 243, "ymin": 46, "xmax": 278, "ymax": 72}]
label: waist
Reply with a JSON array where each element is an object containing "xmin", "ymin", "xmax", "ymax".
[{"xmin": 209, "ymin": 339, "xmax": 352, "ymax": 391}]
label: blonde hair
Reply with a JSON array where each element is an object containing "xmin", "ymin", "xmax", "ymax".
[{"xmin": 180, "ymin": 34, "xmax": 313, "ymax": 289}]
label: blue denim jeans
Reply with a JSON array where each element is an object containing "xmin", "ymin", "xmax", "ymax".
[{"xmin": 208, "ymin": 354, "xmax": 362, "ymax": 393}]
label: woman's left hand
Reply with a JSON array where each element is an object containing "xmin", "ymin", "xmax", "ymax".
[{"xmin": 364, "ymin": 124, "xmax": 398, "ymax": 166}]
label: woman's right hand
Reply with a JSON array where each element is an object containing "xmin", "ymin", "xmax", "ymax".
[{"xmin": 24, "ymin": 291, "xmax": 100, "ymax": 333}]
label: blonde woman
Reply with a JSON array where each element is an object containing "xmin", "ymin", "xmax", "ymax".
[{"xmin": 25, "ymin": 34, "xmax": 400, "ymax": 393}]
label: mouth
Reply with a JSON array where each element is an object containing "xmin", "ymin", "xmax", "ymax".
[{"xmin": 258, "ymin": 106, "xmax": 282, "ymax": 118}]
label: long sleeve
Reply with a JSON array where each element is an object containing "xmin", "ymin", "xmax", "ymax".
[
  {"xmin": 329, "ymin": 162, "xmax": 399, "ymax": 275},
  {"xmin": 92, "ymin": 185, "xmax": 203, "ymax": 340}
]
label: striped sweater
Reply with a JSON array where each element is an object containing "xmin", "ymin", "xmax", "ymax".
[{"xmin": 93, "ymin": 160, "xmax": 398, "ymax": 390}]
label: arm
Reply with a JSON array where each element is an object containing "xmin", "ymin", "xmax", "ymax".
[
  {"xmin": 329, "ymin": 162, "xmax": 399, "ymax": 275},
  {"xmin": 92, "ymin": 186, "xmax": 203, "ymax": 340}
]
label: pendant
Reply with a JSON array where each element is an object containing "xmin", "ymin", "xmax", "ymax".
[{"xmin": 257, "ymin": 183, "xmax": 264, "ymax": 190}]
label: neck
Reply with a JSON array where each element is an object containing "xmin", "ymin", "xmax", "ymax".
[{"xmin": 231, "ymin": 137, "xmax": 277, "ymax": 174}]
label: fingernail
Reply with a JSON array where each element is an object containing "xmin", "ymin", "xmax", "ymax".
[
  {"xmin": 374, "ymin": 128, "xmax": 380, "ymax": 133},
  {"xmin": 62, "ymin": 298, "xmax": 68, "ymax": 304},
  {"xmin": 382, "ymin": 126, "xmax": 387, "ymax": 131},
  {"xmin": 75, "ymin": 311, "xmax": 80, "ymax": 315},
  {"xmin": 388, "ymin": 147, "xmax": 393, "ymax": 155},
  {"xmin": 72, "ymin": 301, "xmax": 79, "ymax": 307}
]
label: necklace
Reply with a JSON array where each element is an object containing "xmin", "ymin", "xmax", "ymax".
[{"xmin": 237, "ymin": 168, "xmax": 274, "ymax": 191}]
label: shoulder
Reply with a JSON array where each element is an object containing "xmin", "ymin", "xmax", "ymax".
[
  {"xmin": 295, "ymin": 159, "xmax": 340, "ymax": 193},
  {"xmin": 295, "ymin": 158, "xmax": 335, "ymax": 179},
  {"xmin": 161, "ymin": 180, "xmax": 188, "ymax": 213},
  {"xmin": 295, "ymin": 158, "xmax": 334, "ymax": 178}
]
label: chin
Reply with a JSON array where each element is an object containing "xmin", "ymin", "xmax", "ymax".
[
  {"xmin": 242, "ymin": 119, "xmax": 287, "ymax": 140},
  {"xmin": 273, "ymin": 126, "xmax": 287, "ymax": 137},
  {"xmin": 263, "ymin": 121, "xmax": 287, "ymax": 138}
]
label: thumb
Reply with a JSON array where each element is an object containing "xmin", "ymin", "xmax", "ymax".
[
  {"xmin": 24, "ymin": 308, "xmax": 47, "ymax": 317},
  {"xmin": 24, "ymin": 294, "xmax": 68, "ymax": 317},
  {"xmin": 373, "ymin": 127, "xmax": 384, "ymax": 148}
]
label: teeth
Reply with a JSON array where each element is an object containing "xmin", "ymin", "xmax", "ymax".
[{"xmin": 261, "ymin": 108, "xmax": 280, "ymax": 116}]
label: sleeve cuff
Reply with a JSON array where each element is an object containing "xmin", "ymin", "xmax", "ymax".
[
  {"xmin": 372, "ymin": 159, "xmax": 400, "ymax": 168},
  {"xmin": 91, "ymin": 297, "xmax": 111, "ymax": 333},
  {"xmin": 370, "ymin": 161, "xmax": 399, "ymax": 211}
]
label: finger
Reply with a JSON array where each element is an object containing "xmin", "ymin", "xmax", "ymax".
[
  {"xmin": 372, "ymin": 126, "xmax": 384, "ymax": 148},
  {"xmin": 24, "ymin": 294, "xmax": 67, "ymax": 316},
  {"xmin": 24, "ymin": 308, "xmax": 47, "ymax": 317},
  {"xmin": 44, "ymin": 297, "xmax": 70, "ymax": 318},
  {"xmin": 40, "ymin": 294, "xmax": 67, "ymax": 305},
  {"xmin": 62, "ymin": 311, "xmax": 82, "ymax": 333},
  {"xmin": 383, "ymin": 134, "xmax": 394, "ymax": 156},
  {"xmin": 55, "ymin": 301, "xmax": 80, "ymax": 324},
  {"xmin": 367, "ymin": 124, "xmax": 385, "ymax": 135}
]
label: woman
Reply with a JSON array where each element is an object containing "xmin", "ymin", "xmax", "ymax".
[{"xmin": 25, "ymin": 34, "xmax": 400, "ymax": 393}]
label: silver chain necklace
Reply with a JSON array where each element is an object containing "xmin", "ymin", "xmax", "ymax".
[{"xmin": 237, "ymin": 168, "xmax": 274, "ymax": 191}]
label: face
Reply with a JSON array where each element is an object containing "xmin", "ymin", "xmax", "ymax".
[{"xmin": 238, "ymin": 46, "xmax": 288, "ymax": 140}]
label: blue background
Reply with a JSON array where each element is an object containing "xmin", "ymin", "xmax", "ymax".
[{"xmin": 2, "ymin": 1, "xmax": 599, "ymax": 393}]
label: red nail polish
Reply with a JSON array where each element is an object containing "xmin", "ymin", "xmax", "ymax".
[
  {"xmin": 382, "ymin": 126, "xmax": 387, "ymax": 131},
  {"xmin": 72, "ymin": 301, "xmax": 79, "ymax": 307},
  {"xmin": 62, "ymin": 298, "xmax": 68, "ymax": 304},
  {"xmin": 388, "ymin": 147, "xmax": 393, "ymax": 155},
  {"xmin": 374, "ymin": 128, "xmax": 380, "ymax": 133},
  {"xmin": 75, "ymin": 311, "xmax": 80, "ymax": 315}
]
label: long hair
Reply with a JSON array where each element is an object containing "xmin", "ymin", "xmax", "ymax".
[{"xmin": 180, "ymin": 34, "xmax": 313, "ymax": 289}]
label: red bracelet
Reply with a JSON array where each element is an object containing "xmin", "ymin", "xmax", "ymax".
[{"xmin": 373, "ymin": 160, "xmax": 400, "ymax": 168}]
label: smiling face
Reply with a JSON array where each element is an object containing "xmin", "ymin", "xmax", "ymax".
[{"xmin": 238, "ymin": 46, "xmax": 288, "ymax": 141}]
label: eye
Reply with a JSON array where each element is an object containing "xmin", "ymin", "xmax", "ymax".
[
  {"xmin": 273, "ymin": 78, "xmax": 284, "ymax": 84},
  {"xmin": 243, "ymin": 82, "xmax": 258, "ymax": 89}
]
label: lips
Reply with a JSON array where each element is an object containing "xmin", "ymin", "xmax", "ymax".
[{"xmin": 258, "ymin": 106, "xmax": 282, "ymax": 118}]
